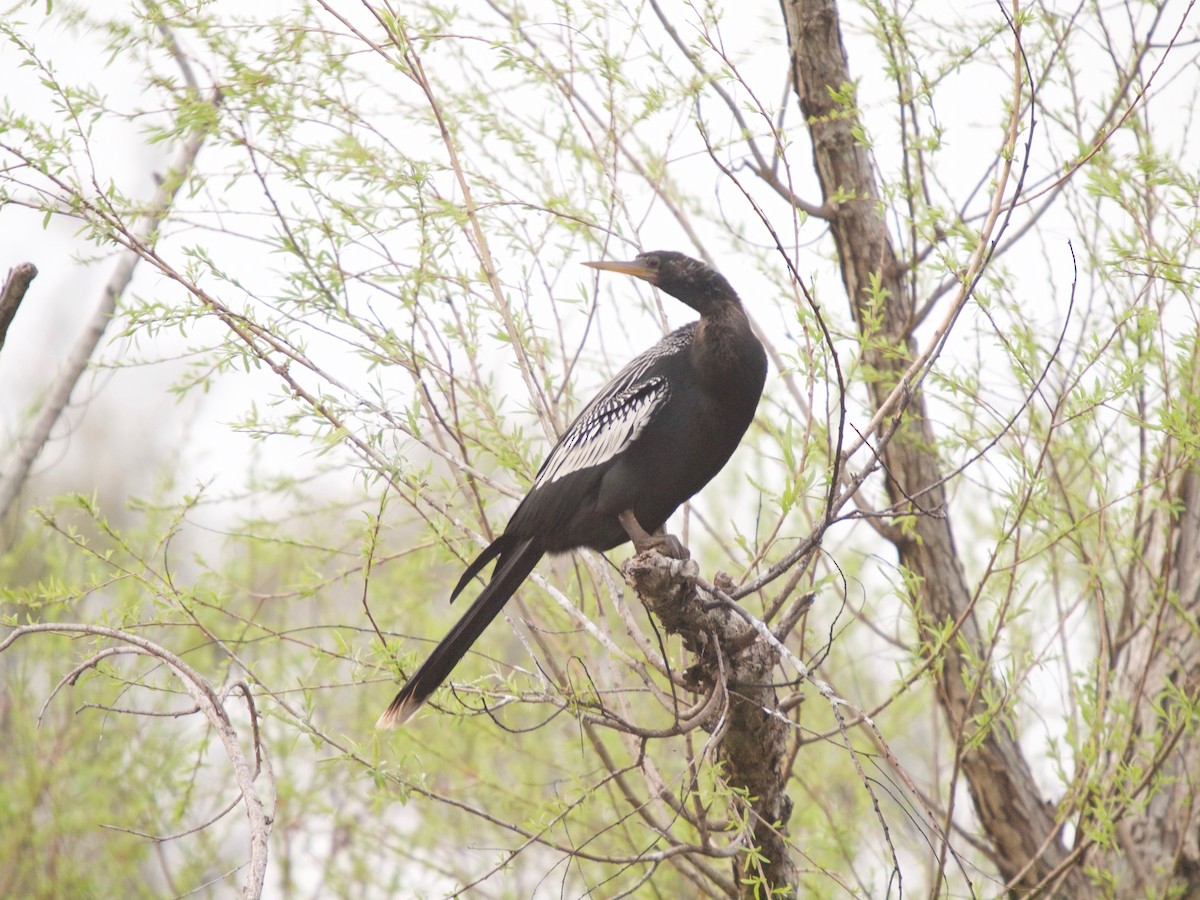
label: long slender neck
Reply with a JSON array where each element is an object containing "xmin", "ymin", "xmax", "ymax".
[{"xmin": 690, "ymin": 301, "xmax": 762, "ymax": 394}]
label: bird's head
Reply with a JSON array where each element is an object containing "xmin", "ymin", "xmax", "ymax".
[{"xmin": 584, "ymin": 250, "xmax": 738, "ymax": 316}]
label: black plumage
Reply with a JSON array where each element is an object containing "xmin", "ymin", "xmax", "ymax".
[{"xmin": 378, "ymin": 251, "xmax": 767, "ymax": 727}]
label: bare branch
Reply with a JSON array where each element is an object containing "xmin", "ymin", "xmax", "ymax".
[
  {"xmin": 0, "ymin": 623, "xmax": 273, "ymax": 899},
  {"xmin": 0, "ymin": 97, "xmax": 215, "ymax": 525},
  {"xmin": 0, "ymin": 262, "xmax": 37, "ymax": 352}
]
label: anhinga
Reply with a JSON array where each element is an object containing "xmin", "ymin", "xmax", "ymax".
[{"xmin": 378, "ymin": 251, "xmax": 767, "ymax": 728}]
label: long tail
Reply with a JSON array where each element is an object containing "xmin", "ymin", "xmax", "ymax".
[{"xmin": 377, "ymin": 536, "xmax": 542, "ymax": 728}]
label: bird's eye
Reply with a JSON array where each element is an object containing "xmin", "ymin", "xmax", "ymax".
[{"xmin": 643, "ymin": 255, "xmax": 661, "ymax": 270}]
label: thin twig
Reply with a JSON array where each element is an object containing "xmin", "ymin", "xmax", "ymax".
[
  {"xmin": 0, "ymin": 96, "xmax": 216, "ymax": 525},
  {"xmin": 1, "ymin": 623, "xmax": 273, "ymax": 899}
]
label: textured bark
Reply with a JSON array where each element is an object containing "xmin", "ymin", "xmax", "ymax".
[
  {"xmin": 1098, "ymin": 447, "xmax": 1200, "ymax": 894},
  {"xmin": 622, "ymin": 553, "xmax": 798, "ymax": 898},
  {"xmin": 779, "ymin": 0, "xmax": 1085, "ymax": 893}
]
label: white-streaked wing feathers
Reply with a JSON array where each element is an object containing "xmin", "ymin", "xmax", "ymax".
[
  {"xmin": 534, "ymin": 377, "xmax": 668, "ymax": 487},
  {"xmin": 533, "ymin": 328, "xmax": 691, "ymax": 488}
]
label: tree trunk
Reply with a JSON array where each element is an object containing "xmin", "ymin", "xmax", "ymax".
[
  {"xmin": 779, "ymin": 0, "xmax": 1087, "ymax": 893},
  {"xmin": 622, "ymin": 553, "xmax": 799, "ymax": 898},
  {"xmin": 1095, "ymin": 350, "xmax": 1200, "ymax": 895}
]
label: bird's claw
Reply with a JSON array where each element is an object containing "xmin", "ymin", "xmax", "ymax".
[
  {"xmin": 636, "ymin": 531, "xmax": 690, "ymax": 561},
  {"xmin": 659, "ymin": 533, "xmax": 690, "ymax": 560},
  {"xmin": 619, "ymin": 509, "xmax": 690, "ymax": 559}
]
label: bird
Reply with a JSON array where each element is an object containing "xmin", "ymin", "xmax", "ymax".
[{"xmin": 378, "ymin": 250, "xmax": 767, "ymax": 728}]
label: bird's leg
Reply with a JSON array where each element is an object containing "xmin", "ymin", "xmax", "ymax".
[{"xmin": 618, "ymin": 509, "xmax": 690, "ymax": 560}]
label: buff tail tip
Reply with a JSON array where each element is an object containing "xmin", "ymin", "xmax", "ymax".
[{"xmin": 376, "ymin": 690, "xmax": 425, "ymax": 730}]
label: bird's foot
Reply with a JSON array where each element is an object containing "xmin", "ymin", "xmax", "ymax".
[
  {"xmin": 646, "ymin": 531, "xmax": 690, "ymax": 560},
  {"xmin": 618, "ymin": 509, "xmax": 691, "ymax": 560}
]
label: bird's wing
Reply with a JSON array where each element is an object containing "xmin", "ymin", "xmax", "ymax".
[
  {"xmin": 532, "ymin": 375, "xmax": 670, "ymax": 488},
  {"xmin": 531, "ymin": 326, "xmax": 692, "ymax": 488}
]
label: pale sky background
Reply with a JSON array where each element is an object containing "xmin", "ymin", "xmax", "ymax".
[
  {"xmin": 1, "ymin": 0, "xmax": 1102, "ymax": 514},
  {"xmin": 3, "ymin": 1, "xmax": 1198, "ymax": 894}
]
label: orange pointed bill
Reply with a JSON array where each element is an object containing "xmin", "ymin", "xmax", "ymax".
[{"xmin": 583, "ymin": 259, "xmax": 658, "ymax": 283}]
